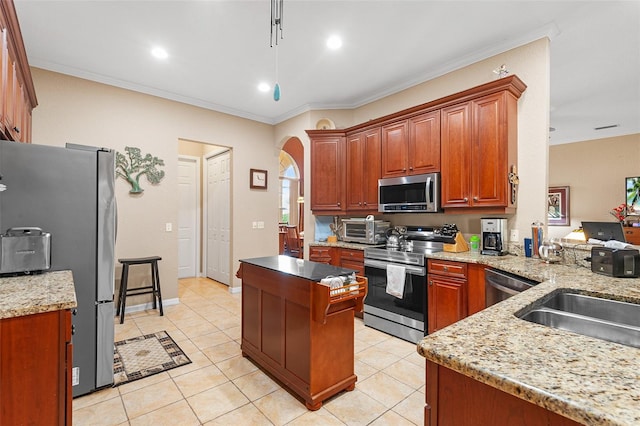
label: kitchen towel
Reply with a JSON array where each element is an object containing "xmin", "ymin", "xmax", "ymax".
[{"xmin": 386, "ymin": 264, "xmax": 406, "ymax": 298}]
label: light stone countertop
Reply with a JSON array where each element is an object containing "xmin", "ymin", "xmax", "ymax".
[
  {"xmin": 0, "ymin": 270, "xmax": 77, "ymax": 319},
  {"xmin": 418, "ymin": 249, "xmax": 640, "ymax": 426}
]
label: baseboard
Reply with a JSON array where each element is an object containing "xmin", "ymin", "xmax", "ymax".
[
  {"xmin": 228, "ymin": 286, "xmax": 241, "ymax": 294},
  {"xmin": 122, "ymin": 298, "xmax": 180, "ymax": 315}
]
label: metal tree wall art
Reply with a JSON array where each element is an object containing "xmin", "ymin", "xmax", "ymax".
[{"xmin": 116, "ymin": 146, "xmax": 165, "ymax": 194}]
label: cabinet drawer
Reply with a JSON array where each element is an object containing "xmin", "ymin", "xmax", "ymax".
[
  {"xmin": 624, "ymin": 227, "xmax": 640, "ymax": 245},
  {"xmin": 309, "ymin": 246, "xmax": 333, "ymax": 264},
  {"xmin": 340, "ymin": 248, "xmax": 364, "ymax": 262},
  {"xmin": 428, "ymin": 259, "xmax": 467, "ymax": 278}
]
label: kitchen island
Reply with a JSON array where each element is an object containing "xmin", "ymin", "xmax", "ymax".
[
  {"xmin": 0, "ymin": 270, "xmax": 76, "ymax": 425},
  {"xmin": 237, "ymin": 256, "xmax": 367, "ymax": 410},
  {"xmin": 419, "ymin": 250, "xmax": 640, "ymax": 425}
]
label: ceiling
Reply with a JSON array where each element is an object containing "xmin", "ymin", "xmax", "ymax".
[{"xmin": 14, "ymin": 1, "xmax": 640, "ymax": 145}]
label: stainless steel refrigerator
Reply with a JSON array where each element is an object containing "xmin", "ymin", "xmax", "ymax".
[{"xmin": 0, "ymin": 140, "xmax": 116, "ymax": 397}]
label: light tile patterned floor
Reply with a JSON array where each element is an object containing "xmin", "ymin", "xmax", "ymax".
[{"xmin": 73, "ymin": 277, "xmax": 425, "ymax": 426}]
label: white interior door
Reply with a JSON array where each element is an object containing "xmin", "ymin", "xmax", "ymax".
[
  {"xmin": 178, "ymin": 156, "xmax": 200, "ymax": 278},
  {"xmin": 205, "ymin": 150, "xmax": 231, "ymax": 285}
]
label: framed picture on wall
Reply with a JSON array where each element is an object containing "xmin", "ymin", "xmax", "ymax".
[
  {"xmin": 548, "ymin": 186, "xmax": 570, "ymax": 226},
  {"xmin": 250, "ymin": 169, "xmax": 268, "ymax": 189},
  {"xmin": 626, "ymin": 176, "xmax": 640, "ymax": 216}
]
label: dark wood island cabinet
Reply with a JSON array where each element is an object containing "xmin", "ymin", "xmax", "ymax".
[{"xmin": 237, "ymin": 256, "xmax": 367, "ymax": 410}]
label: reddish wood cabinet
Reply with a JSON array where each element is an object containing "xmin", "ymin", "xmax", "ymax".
[
  {"xmin": 427, "ymin": 259, "xmax": 467, "ymax": 334},
  {"xmin": 381, "ymin": 111, "xmax": 441, "ymax": 178},
  {"xmin": 0, "ymin": 309, "xmax": 73, "ymax": 425},
  {"xmin": 239, "ymin": 260, "xmax": 366, "ymax": 410},
  {"xmin": 441, "ymin": 90, "xmax": 520, "ymax": 214},
  {"xmin": 309, "ymin": 132, "xmax": 346, "ymax": 214},
  {"xmin": 425, "ymin": 361, "xmax": 583, "ymax": 426},
  {"xmin": 339, "ymin": 248, "xmax": 365, "ymax": 276},
  {"xmin": 308, "ymin": 76, "xmax": 526, "ymax": 215},
  {"xmin": 427, "ymin": 259, "xmax": 485, "ymax": 334},
  {"xmin": 345, "ymin": 128, "xmax": 381, "ymax": 212},
  {"xmin": 0, "ymin": 1, "xmax": 37, "ymax": 143},
  {"xmin": 624, "ymin": 227, "xmax": 640, "ymax": 245},
  {"xmin": 308, "ymin": 245, "xmax": 364, "ymax": 276}
]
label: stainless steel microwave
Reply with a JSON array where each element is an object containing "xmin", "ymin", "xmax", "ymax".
[
  {"xmin": 340, "ymin": 218, "xmax": 390, "ymax": 244},
  {"xmin": 378, "ymin": 173, "xmax": 441, "ymax": 213}
]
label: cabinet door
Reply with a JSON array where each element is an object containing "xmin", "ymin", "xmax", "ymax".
[
  {"xmin": 0, "ymin": 310, "xmax": 70, "ymax": 425},
  {"xmin": 381, "ymin": 120, "xmax": 409, "ymax": 178},
  {"xmin": 409, "ymin": 111, "xmax": 441, "ymax": 174},
  {"xmin": 471, "ymin": 92, "xmax": 508, "ymax": 206},
  {"xmin": 428, "ymin": 275, "xmax": 467, "ymax": 334},
  {"xmin": 309, "ymin": 246, "xmax": 335, "ymax": 264},
  {"xmin": 310, "ymin": 135, "xmax": 345, "ymax": 213},
  {"xmin": 346, "ymin": 128, "xmax": 381, "ymax": 211},
  {"xmin": 624, "ymin": 227, "xmax": 640, "ymax": 245},
  {"xmin": 441, "ymin": 103, "xmax": 472, "ymax": 207},
  {"xmin": 340, "ymin": 248, "xmax": 364, "ymax": 275}
]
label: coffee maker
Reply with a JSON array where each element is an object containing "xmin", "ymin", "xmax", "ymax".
[{"xmin": 481, "ymin": 218, "xmax": 508, "ymax": 256}]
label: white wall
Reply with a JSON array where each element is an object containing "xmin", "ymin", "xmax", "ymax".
[
  {"xmin": 30, "ymin": 68, "xmax": 277, "ymax": 299},
  {"xmin": 548, "ymin": 133, "xmax": 640, "ymax": 240}
]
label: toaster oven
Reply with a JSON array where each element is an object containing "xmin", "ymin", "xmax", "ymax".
[
  {"xmin": 0, "ymin": 227, "xmax": 51, "ymax": 275},
  {"xmin": 340, "ymin": 218, "xmax": 390, "ymax": 244}
]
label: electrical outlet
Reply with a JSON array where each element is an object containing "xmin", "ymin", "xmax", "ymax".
[
  {"xmin": 252, "ymin": 221, "xmax": 257, "ymax": 229},
  {"xmin": 257, "ymin": 221, "xmax": 265, "ymax": 229},
  {"xmin": 165, "ymin": 222, "xmax": 172, "ymax": 232},
  {"xmin": 510, "ymin": 229, "xmax": 519, "ymax": 241}
]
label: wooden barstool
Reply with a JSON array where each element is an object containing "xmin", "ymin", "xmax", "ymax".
[{"xmin": 116, "ymin": 256, "xmax": 163, "ymax": 324}]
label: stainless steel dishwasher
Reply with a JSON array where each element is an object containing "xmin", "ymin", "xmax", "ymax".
[{"xmin": 485, "ymin": 268, "xmax": 539, "ymax": 307}]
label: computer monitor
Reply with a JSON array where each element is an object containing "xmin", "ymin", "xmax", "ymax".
[{"xmin": 581, "ymin": 221, "xmax": 626, "ymax": 242}]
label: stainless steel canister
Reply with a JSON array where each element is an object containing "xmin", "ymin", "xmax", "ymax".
[{"xmin": 531, "ymin": 221, "xmax": 544, "ymax": 258}]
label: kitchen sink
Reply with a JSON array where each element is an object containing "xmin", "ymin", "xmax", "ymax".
[{"xmin": 517, "ymin": 292, "xmax": 640, "ymax": 348}]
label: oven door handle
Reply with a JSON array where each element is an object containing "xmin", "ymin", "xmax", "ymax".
[{"xmin": 364, "ymin": 259, "xmax": 426, "ymax": 276}]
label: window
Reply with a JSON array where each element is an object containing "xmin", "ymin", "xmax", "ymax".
[{"xmin": 279, "ymin": 151, "xmax": 299, "ymax": 224}]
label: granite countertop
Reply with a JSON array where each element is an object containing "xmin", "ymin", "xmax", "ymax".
[
  {"xmin": 418, "ymin": 250, "xmax": 640, "ymax": 425},
  {"xmin": 240, "ymin": 255, "xmax": 357, "ymax": 281},
  {"xmin": 0, "ymin": 270, "xmax": 77, "ymax": 319}
]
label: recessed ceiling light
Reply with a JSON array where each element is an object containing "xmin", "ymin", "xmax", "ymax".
[
  {"xmin": 258, "ymin": 82, "xmax": 271, "ymax": 93},
  {"xmin": 326, "ymin": 35, "xmax": 342, "ymax": 50},
  {"xmin": 151, "ymin": 46, "xmax": 169, "ymax": 60}
]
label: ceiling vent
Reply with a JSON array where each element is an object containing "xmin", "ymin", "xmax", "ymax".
[{"xmin": 594, "ymin": 124, "xmax": 619, "ymax": 130}]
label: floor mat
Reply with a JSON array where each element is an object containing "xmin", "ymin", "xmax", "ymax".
[{"xmin": 113, "ymin": 330, "xmax": 191, "ymax": 386}]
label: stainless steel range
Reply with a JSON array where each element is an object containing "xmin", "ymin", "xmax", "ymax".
[{"xmin": 363, "ymin": 225, "xmax": 456, "ymax": 343}]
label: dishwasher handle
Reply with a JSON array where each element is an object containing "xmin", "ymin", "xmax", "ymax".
[{"xmin": 485, "ymin": 268, "xmax": 537, "ymax": 295}]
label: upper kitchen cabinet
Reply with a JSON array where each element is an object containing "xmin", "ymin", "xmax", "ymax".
[
  {"xmin": 308, "ymin": 76, "xmax": 525, "ymax": 215},
  {"xmin": 0, "ymin": 0, "xmax": 37, "ymax": 143},
  {"xmin": 381, "ymin": 110, "xmax": 440, "ymax": 178},
  {"xmin": 308, "ymin": 130, "xmax": 346, "ymax": 214},
  {"xmin": 441, "ymin": 78, "xmax": 525, "ymax": 213},
  {"xmin": 346, "ymin": 127, "xmax": 381, "ymax": 212}
]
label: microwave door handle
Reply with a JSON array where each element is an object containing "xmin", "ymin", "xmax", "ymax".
[{"xmin": 427, "ymin": 177, "xmax": 433, "ymax": 205}]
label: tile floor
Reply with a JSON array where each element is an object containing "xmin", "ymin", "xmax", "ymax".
[{"xmin": 73, "ymin": 277, "xmax": 426, "ymax": 426}]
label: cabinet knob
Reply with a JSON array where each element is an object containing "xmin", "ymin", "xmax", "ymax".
[
  {"xmin": 337, "ymin": 202, "xmax": 341, "ymax": 206},
  {"xmin": 12, "ymin": 126, "xmax": 19, "ymax": 133},
  {"xmin": 403, "ymin": 168, "xmax": 406, "ymax": 172},
  {"xmin": 363, "ymin": 201, "xmax": 367, "ymax": 206},
  {"xmin": 463, "ymin": 197, "xmax": 468, "ymax": 202},
  {"xmin": 358, "ymin": 202, "xmax": 362, "ymax": 206},
  {"xmin": 473, "ymin": 196, "xmax": 478, "ymax": 201},
  {"xmin": 429, "ymin": 280, "xmax": 433, "ymax": 286},
  {"xmin": 443, "ymin": 266, "xmax": 448, "ymax": 271},
  {"xmin": 409, "ymin": 166, "xmax": 413, "ymax": 170}
]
